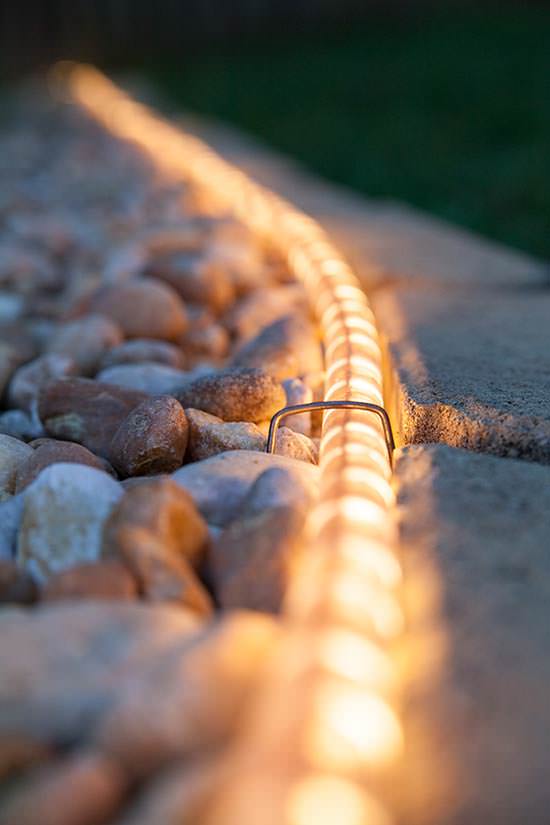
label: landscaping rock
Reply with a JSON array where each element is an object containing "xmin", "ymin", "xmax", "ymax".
[
  {"xmin": 148, "ymin": 250, "xmax": 235, "ymax": 313},
  {"xmin": 17, "ymin": 464, "xmax": 123, "ymax": 583},
  {"xmin": 100, "ymin": 339, "xmax": 185, "ymax": 370},
  {"xmin": 175, "ymin": 367, "xmax": 286, "ymax": 423},
  {"xmin": 0, "ymin": 601, "xmax": 201, "ymax": 747},
  {"xmin": 0, "ymin": 495, "xmax": 25, "ymax": 560},
  {"xmin": 173, "ymin": 449, "xmax": 319, "ymax": 526},
  {"xmin": 109, "ymin": 756, "xmax": 221, "ymax": 825},
  {"xmin": 208, "ymin": 467, "xmax": 309, "ymax": 612},
  {"xmin": 0, "ymin": 749, "xmax": 127, "ymax": 825},
  {"xmin": 274, "ymin": 427, "xmax": 318, "ymax": 464},
  {"xmin": 223, "ymin": 284, "xmax": 308, "ymax": 341},
  {"xmin": 96, "ymin": 362, "xmax": 187, "ymax": 395},
  {"xmin": 0, "ymin": 409, "xmax": 44, "ymax": 441},
  {"xmin": 47, "ymin": 314, "xmax": 123, "ymax": 375},
  {"xmin": 84, "ymin": 277, "xmax": 188, "ymax": 341},
  {"xmin": 38, "ymin": 378, "xmax": 147, "ymax": 457},
  {"xmin": 8, "ymin": 353, "xmax": 77, "ymax": 411},
  {"xmin": 179, "ymin": 309, "xmax": 229, "ymax": 366},
  {"xmin": 0, "ymin": 559, "xmax": 37, "ymax": 604},
  {"xmin": 93, "ymin": 612, "xmax": 278, "ymax": 775},
  {"xmin": 0, "ymin": 342, "xmax": 24, "ymax": 400},
  {"xmin": 41, "ymin": 560, "xmax": 138, "ymax": 602},
  {"xmin": 185, "ymin": 408, "xmax": 265, "ymax": 461},
  {"xmin": 14, "ymin": 439, "xmax": 109, "ymax": 492},
  {"xmin": 282, "ymin": 377, "xmax": 313, "ymax": 435},
  {"xmin": 108, "ymin": 396, "xmax": 188, "ymax": 477},
  {"xmin": 0, "ymin": 434, "xmax": 33, "ymax": 500},
  {"xmin": 103, "ymin": 477, "xmax": 208, "ymax": 570},
  {"xmin": 102, "ymin": 479, "xmax": 210, "ymax": 613},
  {"xmin": 231, "ymin": 313, "xmax": 322, "ymax": 380}
]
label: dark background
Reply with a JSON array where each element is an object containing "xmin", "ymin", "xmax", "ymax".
[{"xmin": 2, "ymin": 1, "xmax": 549, "ymax": 258}]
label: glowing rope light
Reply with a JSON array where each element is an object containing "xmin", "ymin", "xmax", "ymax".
[{"xmin": 61, "ymin": 64, "xmax": 403, "ymax": 825}]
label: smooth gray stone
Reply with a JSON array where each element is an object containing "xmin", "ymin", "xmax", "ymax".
[{"xmin": 172, "ymin": 450, "xmax": 318, "ymax": 527}]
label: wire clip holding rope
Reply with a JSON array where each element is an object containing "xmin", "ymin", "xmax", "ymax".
[{"xmin": 266, "ymin": 400, "xmax": 395, "ymax": 467}]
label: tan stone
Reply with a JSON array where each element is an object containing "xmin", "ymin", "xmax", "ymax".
[
  {"xmin": 41, "ymin": 560, "xmax": 137, "ymax": 602},
  {"xmin": 14, "ymin": 439, "xmax": 108, "ymax": 492},
  {"xmin": 0, "ymin": 750, "xmax": 127, "ymax": 825},
  {"xmin": 38, "ymin": 378, "xmax": 146, "ymax": 457},
  {"xmin": 108, "ymin": 396, "xmax": 188, "ymax": 477},
  {"xmin": 102, "ymin": 479, "xmax": 211, "ymax": 614},
  {"xmin": 185, "ymin": 408, "xmax": 265, "ymax": 461},
  {"xmin": 85, "ymin": 277, "xmax": 188, "ymax": 342}
]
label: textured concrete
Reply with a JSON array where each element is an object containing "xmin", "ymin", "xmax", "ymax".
[
  {"xmin": 394, "ymin": 444, "xmax": 550, "ymax": 825},
  {"xmin": 373, "ymin": 284, "xmax": 550, "ymax": 461}
]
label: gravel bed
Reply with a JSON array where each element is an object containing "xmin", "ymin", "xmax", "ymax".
[{"xmin": 0, "ymin": 87, "xmax": 324, "ymax": 823}]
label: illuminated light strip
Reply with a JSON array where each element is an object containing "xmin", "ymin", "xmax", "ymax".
[{"xmin": 62, "ymin": 64, "xmax": 403, "ymax": 825}]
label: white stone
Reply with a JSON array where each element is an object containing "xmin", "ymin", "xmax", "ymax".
[{"xmin": 17, "ymin": 463, "xmax": 123, "ymax": 582}]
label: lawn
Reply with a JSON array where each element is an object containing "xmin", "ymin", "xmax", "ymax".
[{"xmin": 147, "ymin": 5, "xmax": 550, "ymax": 260}]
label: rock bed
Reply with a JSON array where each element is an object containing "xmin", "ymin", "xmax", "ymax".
[{"xmin": 0, "ymin": 88, "xmax": 324, "ymax": 823}]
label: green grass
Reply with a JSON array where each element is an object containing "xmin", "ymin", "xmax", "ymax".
[{"xmin": 146, "ymin": 6, "xmax": 550, "ymax": 259}]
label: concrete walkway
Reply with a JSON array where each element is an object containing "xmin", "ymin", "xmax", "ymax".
[{"xmin": 175, "ymin": 109, "xmax": 550, "ymax": 824}]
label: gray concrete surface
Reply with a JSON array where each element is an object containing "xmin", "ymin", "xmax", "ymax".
[
  {"xmin": 394, "ymin": 444, "xmax": 550, "ymax": 825},
  {"xmin": 373, "ymin": 284, "xmax": 550, "ymax": 461}
]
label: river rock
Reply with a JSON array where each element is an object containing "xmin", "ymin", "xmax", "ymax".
[
  {"xmin": 173, "ymin": 450, "xmax": 319, "ymax": 526},
  {"xmin": 38, "ymin": 378, "xmax": 147, "ymax": 457},
  {"xmin": 108, "ymin": 396, "xmax": 188, "ymax": 477},
  {"xmin": 274, "ymin": 427, "xmax": 318, "ymax": 464},
  {"xmin": 223, "ymin": 284, "xmax": 308, "ymax": 341},
  {"xmin": 185, "ymin": 408, "xmax": 265, "ymax": 461},
  {"xmin": 47, "ymin": 314, "xmax": 123, "ymax": 375},
  {"xmin": 41, "ymin": 560, "xmax": 138, "ymax": 602},
  {"xmin": 231, "ymin": 313, "xmax": 322, "ymax": 380},
  {"xmin": 84, "ymin": 277, "xmax": 188, "ymax": 341},
  {"xmin": 179, "ymin": 309, "xmax": 229, "ymax": 366},
  {"xmin": 100, "ymin": 339, "xmax": 185, "ymax": 371},
  {"xmin": 0, "ymin": 749, "xmax": 127, "ymax": 825},
  {"xmin": 93, "ymin": 612, "xmax": 278, "ymax": 775},
  {"xmin": 14, "ymin": 440, "xmax": 110, "ymax": 492},
  {"xmin": 0, "ymin": 435, "xmax": 34, "ymax": 500},
  {"xmin": 0, "ymin": 495, "xmax": 25, "ymax": 560},
  {"xmin": 148, "ymin": 250, "xmax": 235, "ymax": 314},
  {"xmin": 0, "ymin": 342, "xmax": 25, "ymax": 400},
  {"xmin": 96, "ymin": 362, "xmax": 187, "ymax": 395},
  {"xmin": 0, "ymin": 559, "xmax": 37, "ymax": 604},
  {"xmin": 282, "ymin": 377, "xmax": 313, "ymax": 435},
  {"xmin": 8, "ymin": 354, "xmax": 77, "ymax": 411},
  {"xmin": 0, "ymin": 408, "xmax": 44, "ymax": 441},
  {"xmin": 175, "ymin": 367, "xmax": 286, "ymax": 423},
  {"xmin": 0, "ymin": 602, "xmax": 201, "ymax": 748},
  {"xmin": 208, "ymin": 467, "xmax": 309, "ymax": 612},
  {"xmin": 0, "ymin": 291, "xmax": 24, "ymax": 322},
  {"xmin": 110, "ymin": 756, "xmax": 222, "ymax": 825},
  {"xmin": 102, "ymin": 479, "xmax": 211, "ymax": 613},
  {"xmin": 17, "ymin": 463, "xmax": 123, "ymax": 582},
  {"xmin": 207, "ymin": 236, "xmax": 267, "ymax": 295}
]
